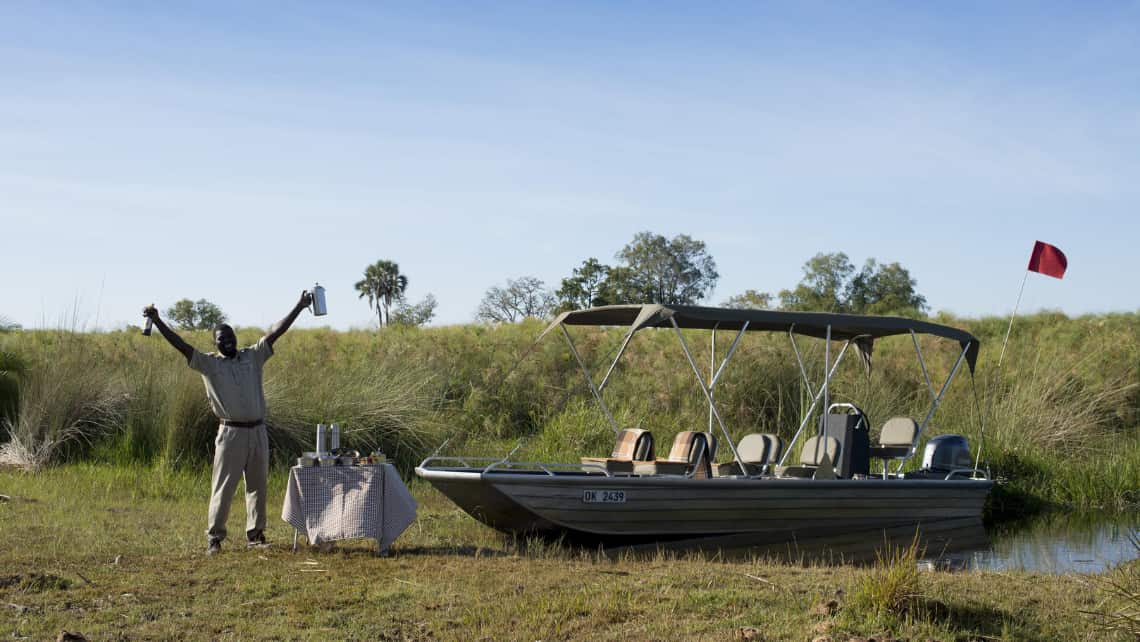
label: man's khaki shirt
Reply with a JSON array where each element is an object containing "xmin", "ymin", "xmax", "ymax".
[{"xmin": 188, "ymin": 337, "xmax": 273, "ymax": 422}]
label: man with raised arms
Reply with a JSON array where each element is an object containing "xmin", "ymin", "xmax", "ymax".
[{"xmin": 143, "ymin": 291, "xmax": 312, "ymax": 555}]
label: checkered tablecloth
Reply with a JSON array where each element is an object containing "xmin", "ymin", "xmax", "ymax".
[{"xmin": 281, "ymin": 464, "xmax": 417, "ymax": 553}]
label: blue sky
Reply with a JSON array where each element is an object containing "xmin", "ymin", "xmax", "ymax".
[{"xmin": 2, "ymin": 2, "xmax": 1138, "ymax": 330}]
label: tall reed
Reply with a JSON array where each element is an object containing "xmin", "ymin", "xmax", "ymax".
[
  {"xmin": 0, "ymin": 312, "xmax": 1136, "ymax": 512},
  {"xmin": 0, "ymin": 331, "xmax": 129, "ymax": 470},
  {"xmin": 0, "ymin": 347, "xmax": 24, "ymax": 420},
  {"xmin": 264, "ymin": 338, "xmax": 444, "ymax": 470}
]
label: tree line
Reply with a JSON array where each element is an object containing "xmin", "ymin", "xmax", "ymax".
[
  {"xmin": 151, "ymin": 230, "xmax": 926, "ymax": 331},
  {"xmin": 475, "ymin": 231, "xmax": 927, "ymax": 322}
]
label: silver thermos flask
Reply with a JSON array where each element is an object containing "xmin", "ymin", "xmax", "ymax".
[
  {"xmin": 330, "ymin": 424, "xmax": 340, "ymax": 452},
  {"xmin": 142, "ymin": 304, "xmax": 154, "ymax": 336},
  {"xmin": 316, "ymin": 423, "xmax": 327, "ymax": 455},
  {"xmin": 311, "ymin": 283, "xmax": 327, "ymax": 316}
]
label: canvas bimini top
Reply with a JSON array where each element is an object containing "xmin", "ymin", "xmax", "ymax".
[{"xmin": 541, "ymin": 304, "xmax": 980, "ymax": 373}]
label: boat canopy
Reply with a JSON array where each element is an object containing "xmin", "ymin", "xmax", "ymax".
[{"xmin": 541, "ymin": 304, "xmax": 980, "ymax": 373}]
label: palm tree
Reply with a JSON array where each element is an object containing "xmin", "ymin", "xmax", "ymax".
[{"xmin": 354, "ymin": 260, "xmax": 408, "ymax": 327}]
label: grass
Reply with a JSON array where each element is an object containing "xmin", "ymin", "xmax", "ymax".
[
  {"xmin": 2, "ymin": 313, "xmax": 1136, "ymax": 640},
  {"xmin": 844, "ymin": 533, "xmax": 925, "ymax": 627},
  {"xmin": 1, "ymin": 464, "xmax": 1135, "ymax": 641},
  {"xmin": 1081, "ymin": 533, "xmax": 1140, "ymax": 638},
  {"xmin": 0, "ymin": 310, "xmax": 1138, "ymax": 513}
]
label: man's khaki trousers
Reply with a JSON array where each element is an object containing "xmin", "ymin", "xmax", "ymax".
[{"xmin": 207, "ymin": 424, "xmax": 269, "ymax": 542}]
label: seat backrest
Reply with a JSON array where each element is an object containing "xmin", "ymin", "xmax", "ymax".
[
  {"xmin": 659, "ymin": 431, "xmax": 712, "ymax": 476},
  {"xmin": 632, "ymin": 431, "xmax": 655, "ymax": 461},
  {"xmin": 763, "ymin": 434, "xmax": 784, "ymax": 464},
  {"xmin": 800, "ymin": 435, "xmax": 841, "ymax": 467},
  {"xmin": 666, "ymin": 431, "xmax": 699, "ymax": 462},
  {"xmin": 879, "ymin": 417, "xmax": 918, "ymax": 447},
  {"xmin": 610, "ymin": 429, "xmax": 649, "ymax": 460},
  {"xmin": 736, "ymin": 434, "xmax": 771, "ymax": 464}
]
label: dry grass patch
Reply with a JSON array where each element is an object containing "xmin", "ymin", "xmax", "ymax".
[{"xmin": 1081, "ymin": 533, "xmax": 1140, "ymax": 639}]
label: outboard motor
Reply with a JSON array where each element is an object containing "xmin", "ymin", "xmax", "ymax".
[{"xmin": 906, "ymin": 434, "xmax": 974, "ymax": 480}]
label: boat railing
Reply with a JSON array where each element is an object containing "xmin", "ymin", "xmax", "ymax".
[
  {"xmin": 942, "ymin": 467, "xmax": 990, "ymax": 481},
  {"xmin": 419, "ymin": 437, "xmax": 530, "ymax": 471},
  {"xmin": 483, "ymin": 460, "xmax": 611, "ymax": 477},
  {"xmin": 418, "ymin": 455, "xmax": 503, "ymax": 469}
]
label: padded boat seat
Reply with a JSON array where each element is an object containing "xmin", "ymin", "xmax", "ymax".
[
  {"xmin": 581, "ymin": 428, "xmax": 654, "ymax": 474},
  {"xmin": 778, "ymin": 435, "xmax": 840, "ymax": 479},
  {"xmin": 713, "ymin": 433, "xmax": 783, "ymax": 477},
  {"xmin": 633, "ymin": 431, "xmax": 712, "ymax": 478},
  {"xmin": 868, "ymin": 417, "xmax": 917, "ymax": 478}
]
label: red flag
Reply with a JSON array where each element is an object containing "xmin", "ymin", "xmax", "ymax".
[{"xmin": 1027, "ymin": 241, "xmax": 1067, "ymax": 279}]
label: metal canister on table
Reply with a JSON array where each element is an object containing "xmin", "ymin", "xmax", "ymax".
[
  {"xmin": 330, "ymin": 424, "xmax": 340, "ymax": 452},
  {"xmin": 316, "ymin": 423, "xmax": 327, "ymax": 455}
]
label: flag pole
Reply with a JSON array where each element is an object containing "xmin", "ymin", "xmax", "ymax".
[
  {"xmin": 997, "ymin": 270, "xmax": 1030, "ymax": 368},
  {"xmin": 977, "ymin": 268, "xmax": 1029, "ymax": 475},
  {"xmin": 979, "ymin": 241, "xmax": 1064, "ymax": 475}
]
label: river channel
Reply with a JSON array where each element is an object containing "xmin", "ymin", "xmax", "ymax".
[
  {"xmin": 944, "ymin": 512, "xmax": 1140, "ymax": 574},
  {"xmin": 614, "ymin": 512, "xmax": 1138, "ymax": 573}
]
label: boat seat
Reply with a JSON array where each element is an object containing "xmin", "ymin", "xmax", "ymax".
[
  {"xmin": 778, "ymin": 435, "xmax": 840, "ymax": 479},
  {"xmin": 633, "ymin": 431, "xmax": 712, "ymax": 478},
  {"xmin": 868, "ymin": 417, "xmax": 917, "ymax": 478},
  {"xmin": 580, "ymin": 428, "xmax": 655, "ymax": 474},
  {"xmin": 713, "ymin": 433, "xmax": 784, "ymax": 477}
]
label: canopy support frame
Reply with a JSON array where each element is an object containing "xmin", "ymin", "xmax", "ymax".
[
  {"xmin": 779, "ymin": 334, "xmax": 852, "ymax": 466},
  {"xmin": 911, "ymin": 330, "xmax": 937, "ymax": 402},
  {"xmin": 896, "ymin": 341, "xmax": 972, "ymax": 470},
  {"xmin": 671, "ymin": 318, "xmax": 746, "ymax": 470},
  {"xmin": 789, "ymin": 325, "xmax": 813, "ymax": 391},
  {"xmin": 560, "ymin": 324, "xmax": 621, "ymax": 436},
  {"xmin": 708, "ymin": 324, "xmax": 718, "ymax": 438},
  {"xmin": 709, "ymin": 323, "xmax": 748, "ymax": 446},
  {"xmin": 823, "ymin": 325, "xmax": 832, "ymax": 435},
  {"xmin": 598, "ymin": 328, "xmax": 637, "ymax": 393}
]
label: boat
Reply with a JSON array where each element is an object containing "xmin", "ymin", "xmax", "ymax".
[{"xmin": 417, "ymin": 304, "xmax": 993, "ymax": 546}]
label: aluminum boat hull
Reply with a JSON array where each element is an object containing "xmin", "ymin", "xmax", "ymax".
[{"xmin": 416, "ymin": 466, "xmax": 992, "ymax": 545}]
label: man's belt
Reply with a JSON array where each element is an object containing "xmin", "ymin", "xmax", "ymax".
[{"xmin": 220, "ymin": 419, "xmax": 264, "ymax": 428}]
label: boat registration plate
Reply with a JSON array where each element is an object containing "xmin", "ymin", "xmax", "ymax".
[{"xmin": 582, "ymin": 489, "xmax": 626, "ymax": 503}]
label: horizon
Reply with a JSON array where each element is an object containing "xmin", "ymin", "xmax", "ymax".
[{"xmin": 3, "ymin": 3, "xmax": 1138, "ymax": 331}]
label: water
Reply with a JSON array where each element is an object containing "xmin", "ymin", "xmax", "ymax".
[
  {"xmin": 942, "ymin": 512, "xmax": 1140, "ymax": 574},
  {"xmin": 610, "ymin": 513, "xmax": 1139, "ymax": 573}
]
